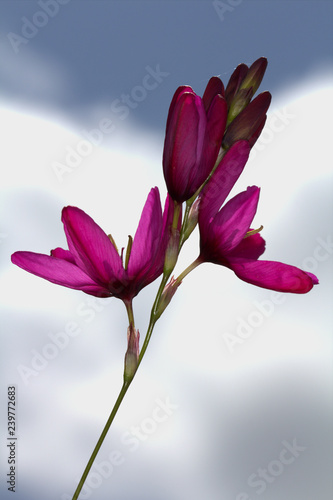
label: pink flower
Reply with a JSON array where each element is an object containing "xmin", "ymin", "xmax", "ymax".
[
  {"xmin": 198, "ymin": 161, "xmax": 318, "ymax": 294},
  {"xmin": 163, "ymin": 80, "xmax": 227, "ymax": 202},
  {"xmin": 11, "ymin": 188, "xmax": 174, "ymax": 301}
]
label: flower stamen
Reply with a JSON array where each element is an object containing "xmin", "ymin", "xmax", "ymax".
[
  {"xmin": 124, "ymin": 235, "xmax": 133, "ymax": 271},
  {"xmin": 108, "ymin": 233, "xmax": 119, "ymax": 253},
  {"xmin": 244, "ymin": 225, "xmax": 263, "ymax": 238}
]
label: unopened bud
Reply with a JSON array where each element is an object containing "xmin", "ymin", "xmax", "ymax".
[
  {"xmin": 225, "ymin": 57, "xmax": 268, "ymax": 109},
  {"xmin": 202, "ymin": 76, "xmax": 225, "ymax": 112},
  {"xmin": 124, "ymin": 325, "xmax": 140, "ymax": 383},
  {"xmin": 226, "ymin": 87, "xmax": 253, "ymax": 125},
  {"xmin": 239, "ymin": 57, "xmax": 268, "ymax": 96},
  {"xmin": 164, "ymin": 227, "xmax": 180, "ymax": 274},
  {"xmin": 225, "ymin": 63, "xmax": 248, "ymax": 107},
  {"xmin": 182, "ymin": 199, "xmax": 200, "ymax": 243},
  {"xmin": 223, "ymin": 91, "xmax": 271, "ymax": 150}
]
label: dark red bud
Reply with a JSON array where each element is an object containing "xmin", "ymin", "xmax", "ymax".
[
  {"xmin": 225, "ymin": 63, "xmax": 248, "ymax": 107},
  {"xmin": 239, "ymin": 57, "xmax": 268, "ymax": 96},
  {"xmin": 223, "ymin": 91, "xmax": 272, "ymax": 149},
  {"xmin": 227, "ymin": 87, "xmax": 253, "ymax": 125}
]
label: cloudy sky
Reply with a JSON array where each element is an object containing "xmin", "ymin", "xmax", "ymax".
[{"xmin": 1, "ymin": 2, "xmax": 333, "ymax": 500}]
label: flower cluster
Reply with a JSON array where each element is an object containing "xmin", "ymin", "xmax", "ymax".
[
  {"xmin": 161, "ymin": 57, "xmax": 317, "ymax": 293},
  {"xmin": 12, "ymin": 58, "xmax": 318, "ymax": 352},
  {"xmin": 11, "ymin": 56, "xmax": 319, "ymax": 500}
]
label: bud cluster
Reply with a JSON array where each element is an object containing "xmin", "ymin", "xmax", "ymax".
[{"xmin": 163, "ymin": 57, "xmax": 270, "ymax": 205}]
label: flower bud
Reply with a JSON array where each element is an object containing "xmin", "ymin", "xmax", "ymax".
[
  {"xmin": 225, "ymin": 63, "xmax": 248, "ymax": 107},
  {"xmin": 124, "ymin": 325, "xmax": 140, "ymax": 383},
  {"xmin": 222, "ymin": 91, "xmax": 271, "ymax": 150},
  {"xmin": 239, "ymin": 57, "xmax": 268, "ymax": 96},
  {"xmin": 182, "ymin": 198, "xmax": 200, "ymax": 243},
  {"xmin": 164, "ymin": 227, "xmax": 180, "ymax": 274},
  {"xmin": 226, "ymin": 87, "xmax": 253, "ymax": 125},
  {"xmin": 163, "ymin": 82, "xmax": 227, "ymax": 202},
  {"xmin": 155, "ymin": 276, "xmax": 181, "ymax": 320},
  {"xmin": 225, "ymin": 57, "xmax": 268, "ymax": 109}
]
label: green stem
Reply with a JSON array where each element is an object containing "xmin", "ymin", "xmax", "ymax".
[
  {"xmin": 175, "ymin": 257, "xmax": 202, "ymax": 284},
  {"xmin": 71, "ymin": 272, "xmax": 169, "ymax": 500},
  {"xmin": 179, "ymin": 202, "xmax": 191, "ymax": 250},
  {"xmin": 71, "ymin": 380, "xmax": 131, "ymax": 500},
  {"xmin": 72, "ymin": 199, "xmax": 196, "ymax": 499},
  {"xmin": 124, "ymin": 299, "xmax": 135, "ymax": 327}
]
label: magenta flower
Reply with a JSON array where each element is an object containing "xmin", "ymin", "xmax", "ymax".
[
  {"xmin": 163, "ymin": 80, "xmax": 227, "ymax": 202},
  {"xmin": 11, "ymin": 188, "xmax": 174, "ymax": 302},
  {"xmin": 198, "ymin": 160, "xmax": 318, "ymax": 294}
]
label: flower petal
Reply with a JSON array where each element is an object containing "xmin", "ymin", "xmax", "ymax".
[
  {"xmin": 230, "ymin": 260, "xmax": 318, "ymax": 293},
  {"xmin": 202, "ymin": 76, "xmax": 224, "ymax": 111},
  {"xmin": 127, "ymin": 187, "xmax": 162, "ymax": 277},
  {"xmin": 163, "ymin": 92, "xmax": 206, "ymax": 201},
  {"xmin": 212, "ymin": 186, "xmax": 260, "ymax": 252},
  {"xmin": 51, "ymin": 247, "xmax": 75, "ymax": 263},
  {"xmin": 227, "ymin": 232, "xmax": 266, "ymax": 261},
  {"xmin": 165, "ymin": 85, "xmax": 193, "ymax": 132},
  {"xmin": 11, "ymin": 251, "xmax": 110, "ymax": 297},
  {"xmin": 133, "ymin": 193, "xmax": 178, "ymax": 293},
  {"xmin": 199, "ymin": 140, "xmax": 251, "ymax": 230},
  {"xmin": 199, "ymin": 94, "xmax": 227, "ymax": 181},
  {"xmin": 62, "ymin": 206, "xmax": 124, "ymax": 285}
]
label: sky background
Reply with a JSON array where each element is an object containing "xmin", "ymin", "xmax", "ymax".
[{"xmin": 1, "ymin": 1, "xmax": 333, "ymax": 499}]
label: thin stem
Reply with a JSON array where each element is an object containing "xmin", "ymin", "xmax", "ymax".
[
  {"xmin": 72, "ymin": 269, "xmax": 171, "ymax": 499},
  {"xmin": 124, "ymin": 299, "xmax": 135, "ymax": 327},
  {"xmin": 179, "ymin": 202, "xmax": 192, "ymax": 250},
  {"xmin": 138, "ymin": 259, "xmax": 203, "ymax": 369},
  {"xmin": 71, "ymin": 380, "xmax": 131, "ymax": 500},
  {"xmin": 172, "ymin": 200, "xmax": 182, "ymax": 230},
  {"xmin": 72, "ymin": 197, "xmax": 198, "ymax": 499},
  {"xmin": 175, "ymin": 257, "xmax": 202, "ymax": 284},
  {"xmin": 137, "ymin": 268, "xmax": 172, "ymax": 369}
]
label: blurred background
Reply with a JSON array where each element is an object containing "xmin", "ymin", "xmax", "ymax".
[{"xmin": 1, "ymin": 1, "xmax": 332, "ymax": 499}]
